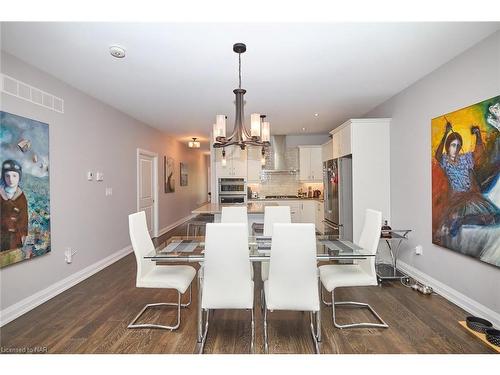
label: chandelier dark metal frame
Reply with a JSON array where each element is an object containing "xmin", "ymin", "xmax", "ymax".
[{"xmin": 212, "ymin": 43, "xmax": 271, "ymax": 152}]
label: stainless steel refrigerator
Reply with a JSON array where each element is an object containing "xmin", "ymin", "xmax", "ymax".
[{"xmin": 323, "ymin": 156, "xmax": 353, "ymax": 240}]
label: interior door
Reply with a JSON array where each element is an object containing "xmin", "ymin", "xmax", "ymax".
[{"xmin": 138, "ymin": 152, "xmax": 155, "ymax": 237}]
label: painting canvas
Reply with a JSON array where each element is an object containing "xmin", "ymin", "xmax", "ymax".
[
  {"xmin": 0, "ymin": 111, "xmax": 51, "ymax": 268},
  {"xmin": 164, "ymin": 156, "xmax": 175, "ymax": 193},
  {"xmin": 431, "ymin": 95, "xmax": 500, "ymax": 267},
  {"xmin": 180, "ymin": 162, "xmax": 188, "ymax": 186}
]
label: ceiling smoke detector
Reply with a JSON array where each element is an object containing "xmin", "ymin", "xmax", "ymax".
[{"xmin": 109, "ymin": 45, "xmax": 126, "ymax": 59}]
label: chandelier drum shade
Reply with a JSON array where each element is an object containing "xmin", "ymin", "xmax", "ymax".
[{"xmin": 212, "ymin": 43, "xmax": 271, "ymax": 151}]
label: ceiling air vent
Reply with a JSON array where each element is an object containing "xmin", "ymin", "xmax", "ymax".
[{"xmin": 1, "ymin": 74, "xmax": 64, "ymax": 114}]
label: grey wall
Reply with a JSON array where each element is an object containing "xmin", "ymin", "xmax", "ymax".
[
  {"xmin": 0, "ymin": 52, "xmax": 207, "ymax": 310},
  {"xmin": 366, "ymin": 31, "xmax": 500, "ymax": 313}
]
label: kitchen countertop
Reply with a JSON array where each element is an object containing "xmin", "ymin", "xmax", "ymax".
[
  {"xmin": 248, "ymin": 198, "xmax": 324, "ymax": 202},
  {"xmin": 192, "ymin": 202, "xmax": 279, "ymax": 214}
]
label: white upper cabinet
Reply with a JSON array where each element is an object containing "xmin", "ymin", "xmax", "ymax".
[
  {"xmin": 339, "ymin": 125, "xmax": 352, "ymax": 157},
  {"xmin": 310, "ymin": 147, "xmax": 323, "ymax": 181},
  {"xmin": 215, "ymin": 147, "xmax": 248, "ymax": 177},
  {"xmin": 247, "ymin": 146, "xmax": 262, "ymax": 182},
  {"xmin": 331, "ymin": 124, "xmax": 351, "ymax": 159},
  {"xmin": 299, "ymin": 147, "xmax": 311, "ymax": 181},
  {"xmin": 299, "ymin": 146, "xmax": 322, "ymax": 181},
  {"xmin": 322, "ymin": 139, "xmax": 333, "ymax": 162}
]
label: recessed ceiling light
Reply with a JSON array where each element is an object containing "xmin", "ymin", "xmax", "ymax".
[
  {"xmin": 302, "ymin": 127, "xmax": 306, "ymax": 131},
  {"xmin": 109, "ymin": 45, "xmax": 126, "ymax": 59},
  {"xmin": 314, "ymin": 113, "xmax": 319, "ymax": 117}
]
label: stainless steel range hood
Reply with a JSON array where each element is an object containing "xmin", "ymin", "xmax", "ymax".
[{"xmin": 262, "ymin": 135, "xmax": 298, "ymax": 173}]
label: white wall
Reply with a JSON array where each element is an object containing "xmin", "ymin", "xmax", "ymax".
[
  {"xmin": 285, "ymin": 134, "xmax": 330, "ymax": 148},
  {"xmin": 0, "ymin": 52, "xmax": 207, "ymax": 317},
  {"xmin": 366, "ymin": 32, "xmax": 500, "ymax": 318}
]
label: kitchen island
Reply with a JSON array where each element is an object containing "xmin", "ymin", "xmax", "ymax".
[
  {"xmin": 192, "ymin": 201, "xmax": 279, "ymax": 215},
  {"xmin": 192, "ymin": 202, "xmax": 279, "ymax": 233}
]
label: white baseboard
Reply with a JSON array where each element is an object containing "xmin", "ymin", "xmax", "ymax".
[
  {"xmin": 0, "ymin": 245, "xmax": 133, "ymax": 327},
  {"xmin": 397, "ymin": 260, "xmax": 500, "ymax": 327},
  {"xmin": 157, "ymin": 214, "xmax": 197, "ymax": 237}
]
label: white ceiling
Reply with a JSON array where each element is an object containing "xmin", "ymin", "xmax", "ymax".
[{"xmin": 2, "ymin": 22, "xmax": 499, "ymax": 145}]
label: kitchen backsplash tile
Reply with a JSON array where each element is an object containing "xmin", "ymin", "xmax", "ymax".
[{"xmin": 248, "ymin": 175, "xmax": 323, "ymax": 198}]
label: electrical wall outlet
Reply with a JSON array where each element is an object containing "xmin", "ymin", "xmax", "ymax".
[
  {"xmin": 415, "ymin": 245, "xmax": 423, "ymax": 255},
  {"xmin": 64, "ymin": 247, "xmax": 77, "ymax": 263}
]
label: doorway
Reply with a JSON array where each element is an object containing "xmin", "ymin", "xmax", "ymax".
[{"xmin": 136, "ymin": 148, "xmax": 159, "ymax": 238}]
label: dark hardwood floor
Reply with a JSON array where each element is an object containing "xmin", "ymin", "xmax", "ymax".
[{"xmin": 0, "ymin": 216, "xmax": 494, "ymax": 354}]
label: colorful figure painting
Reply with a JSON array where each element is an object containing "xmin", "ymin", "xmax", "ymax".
[
  {"xmin": 431, "ymin": 96, "xmax": 500, "ymax": 267},
  {"xmin": 0, "ymin": 111, "xmax": 51, "ymax": 268}
]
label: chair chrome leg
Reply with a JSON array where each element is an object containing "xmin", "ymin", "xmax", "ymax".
[
  {"xmin": 320, "ymin": 282, "xmax": 332, "ymax": 306},
  {"xmin": 263, "ymin": 293, "xmax": 269, "ymax": 354},
  {"xmin": 331, "ymin": 289, "xmax": 388, "ymax": 329},
  {"xmin": 128, "ymin": 290, "xmax": 182, "ymax": 331},
  {"xmin": 309, "ymin": 311, "xmax": 321, "ymax": 354},
  {"xmin": 199, "ymin": 309, "xmax": 210, "ymax": 354},
  {"xmin": 250, "ymin": 306, "xmax": 255, "ymax": 354},
  {"xmin": 197, "ymin": 271, "xmax": 203, "ymax": 342},
  {"xmin": 180, "ymin": 284, "xmax": 192, "ymax": 307},
  {"xmin": 260, "ymin": 288, "xmax": 264, "ymax": 314},
  {"xmin": 316, "ymin": 309, "xmax": 321, "ymax": 343}
]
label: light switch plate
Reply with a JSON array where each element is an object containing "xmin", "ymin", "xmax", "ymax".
[
  {"xmin": 96, "ymin": 172, "xmax": 104, "ymax": 181},
  {"xmin": 87, "ymin": 171, "xmax": 94, "ymax": 181}
]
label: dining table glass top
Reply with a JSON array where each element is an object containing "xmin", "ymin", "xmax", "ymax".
[{"xmin": 145, "ymin": 235, "xmax": 371, "ymax": 262}]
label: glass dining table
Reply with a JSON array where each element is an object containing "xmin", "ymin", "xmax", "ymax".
[{"xmin": 144, "ymin": 234, "xmax": 373, "ymax": 343}]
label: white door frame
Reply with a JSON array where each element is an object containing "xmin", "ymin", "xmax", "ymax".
[{"xmin": 136, "ymin": 148, "xmax": 159, "ymax": 238}]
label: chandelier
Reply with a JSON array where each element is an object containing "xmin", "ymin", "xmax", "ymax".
[
  {"xmin": 188, "ymin": 137, "xmax": 200, "ymax": 148},
  {"xmin": 212, "ymin": 43, "xmax": 271, "ymax": 164}
]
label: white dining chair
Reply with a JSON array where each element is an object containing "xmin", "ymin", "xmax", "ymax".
[
  {"xmin": 262, "ymin": 223, "xmax": 321, "ymax": 354},
  {"xmin": 260, "ymin": 206, "xmax": 291, "ymax": 282},
  {"xmin": 319, "ymin": 208, "xmax": 388, "ymax": 329},
  {"xmin": 128, "ymin": 211, "xmax": 196, "ymax": 330},
  {"xmin": 199, "ymin": 223, "xmax": 255, "ymax": 353},
  {"xmin": 221, "ymin": 206, "xmax": 248, "ymax": 224},
  {"xmin": 218, "ymin": 205, "xmax": 254, "ymax": 279}
]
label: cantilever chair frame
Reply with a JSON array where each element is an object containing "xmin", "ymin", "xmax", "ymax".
[{"xmin": 128, "ymin": 285, "xmax": 193, "ymax": 331}]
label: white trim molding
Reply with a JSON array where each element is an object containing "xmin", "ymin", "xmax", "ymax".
[
  {"xmin": 157, "ymin": 214, "xmax": 197, "ymax": 238},
  {"xmin": 0, "ymin": 245, "xmax": 133, "ymax": 327},
  {"xmin": 397, "ymin": 260, "xmax": 500, "ymax": 327}
]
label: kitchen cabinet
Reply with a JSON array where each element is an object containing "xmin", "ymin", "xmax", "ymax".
[
  {"xmin": 247, "ymin": 146, "xmax": 262, "ymax": 182},
  {"xmin": 315, "ymin": 200, "xmax": 324, "ymax": 233},
  {"xmin": 300, "ymin": 200, "xmax": 316, "ymax": 224},
  {"xmin": 329, "ymin": 118, "xmax": 391, "ymax": 243},
  {"xmin": 215, "ymin": 146, "xmax": 247, "ymax": 177},
  {"xmin": 299, "ymin": 146, "xmax": 322, "ymax": 181},
  {"xmin": 272, "ymin": 200, "xmax": 319, "ymax": 225},
  {"xmin": 322, "ymin": 139, "xmax": 333, "ymax": 162},
  {"xmin": 331, "ymin": 123, "xmax": 352, "ymax": 159}
]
